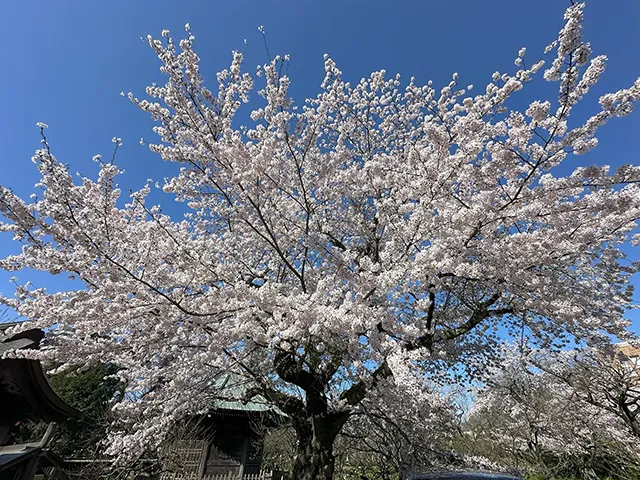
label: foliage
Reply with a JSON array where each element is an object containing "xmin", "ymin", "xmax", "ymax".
[
  {"xmin": 50, "ymin": 362, "xmax": 124, "ymax": 456},
  {"xmin": 1, "ymin": 2, "xmax": 639, "ymax": 478}
]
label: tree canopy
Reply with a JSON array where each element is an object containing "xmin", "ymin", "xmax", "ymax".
[{"xmin": 1, "ymin": 3, "xmax": 639, "ymax": 479}]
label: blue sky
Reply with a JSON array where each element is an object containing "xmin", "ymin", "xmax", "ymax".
[{"xmin": 0, "ymin": 1, "xmax": 638, "ymax": 332}]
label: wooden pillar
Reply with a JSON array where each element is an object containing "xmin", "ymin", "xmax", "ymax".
[
  {"xmin": 238, "ymin": 435, "xmax": 249, "ymax": 478},
  {"xmin": 197, "ymin": 440, "xmax": 209, "ymax": 479}
]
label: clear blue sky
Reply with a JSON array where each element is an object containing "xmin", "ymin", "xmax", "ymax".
[{"xmin": 0, "ymin": 1, "xmax": 638, "ymax": 332}]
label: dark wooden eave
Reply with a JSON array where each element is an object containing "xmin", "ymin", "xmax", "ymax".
[{"xmin": 0, "ymin": 324, "xmax": 81, "ymax": 425}]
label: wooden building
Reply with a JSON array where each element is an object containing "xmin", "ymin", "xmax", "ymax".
[
  {"xmin": 161, "ymin": 373, "xmax": 283, "ymax": 480},
  {"xmin": 0, "ymin": 322, "xmax": 81, "ymax": 479}
]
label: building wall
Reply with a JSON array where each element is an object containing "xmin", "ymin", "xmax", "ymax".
[
  {"xmin": 616, "ymin": 342, "xmax": 640, "ymax": 379},
  {"xmin": 161, "ymin": 410, "xmax": 270, "ymax": 478},
  {"xmin": 202, "ymin": 411, "xmax": 264, "ymax": 476}
]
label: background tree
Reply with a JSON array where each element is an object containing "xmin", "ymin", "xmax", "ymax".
[
  {"xmin": 464, "ymin": 351, "xmax": 640, "ymax": 480},
  {"xmin": 534, "ymin": 345, "xmax": 640, "ymax": 439},
  {"xmin": 50, "ymin": 362, "xmax": 123, "ymax": 457},
  {"xmin": 260, "ymin": 424, "xmax": 297, "ymax": 478},
  {"xmin": 1, "ymin": 3, "xmax": 639, "ymax": 479}
]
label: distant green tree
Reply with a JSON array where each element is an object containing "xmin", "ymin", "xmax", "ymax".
[{"xmin": 49, "ymin": 362, "xmax": 124, "ymax": 457}]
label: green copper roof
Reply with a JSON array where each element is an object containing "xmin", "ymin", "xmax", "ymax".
[{"xmin": 212, "ymin": 373, "xmax": 282, "ymax": 414}]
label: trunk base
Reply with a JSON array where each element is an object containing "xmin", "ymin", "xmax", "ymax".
[{"xmin": 292, "ymin": 442, "xmax": 336, "ymax": 480}]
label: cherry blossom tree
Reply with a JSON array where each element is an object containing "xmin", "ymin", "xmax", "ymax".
[
  {"xmin": 1, "ymin": 3, "xmax": 640, "ymax": 478},
  {"xmin": 467, "ymin": 351, "xmax": 640, "ymax": 479},
  {"xmin": 534, "ymin": 344, "xmax": 640, "ymax": 439}
]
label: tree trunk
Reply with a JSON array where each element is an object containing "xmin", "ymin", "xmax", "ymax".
[
  {"xmin": 292, "ymin": 437, "xmax": 336, "ymax": 480},
  {"xmin": 291, "ymin": 412, "xmax": 348, "ymax": 480},
  {"xmin": 273, "ymin": 349, "xmax": 350, "ymax": 479}
]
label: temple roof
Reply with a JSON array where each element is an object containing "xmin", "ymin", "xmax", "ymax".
[
  {"xmin": 0, "ymin": 323, "xmax": 81, "ymax": 426},
  {"xmin": 0, "ymin": 324, "xmax": 43, "ymax": 354},
  {"xmin": 0, "ymin": 445, "xmax": 40, "ymax": 470},
  {"xmin": 212, "ymin": 372, "xmax": 283, "ymax": 415}
]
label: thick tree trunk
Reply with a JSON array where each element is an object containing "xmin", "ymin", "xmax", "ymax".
[
  {"xmin": 292, "ymin": 436, "xmax": 336, "ymax": 480},
  {"xmin": 291, "ymin": 412, "xmax": 348, "ymax": 480},
  {"xmin": 272, "ymin": 349, "xmax": 350, "ymax": 479}
]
